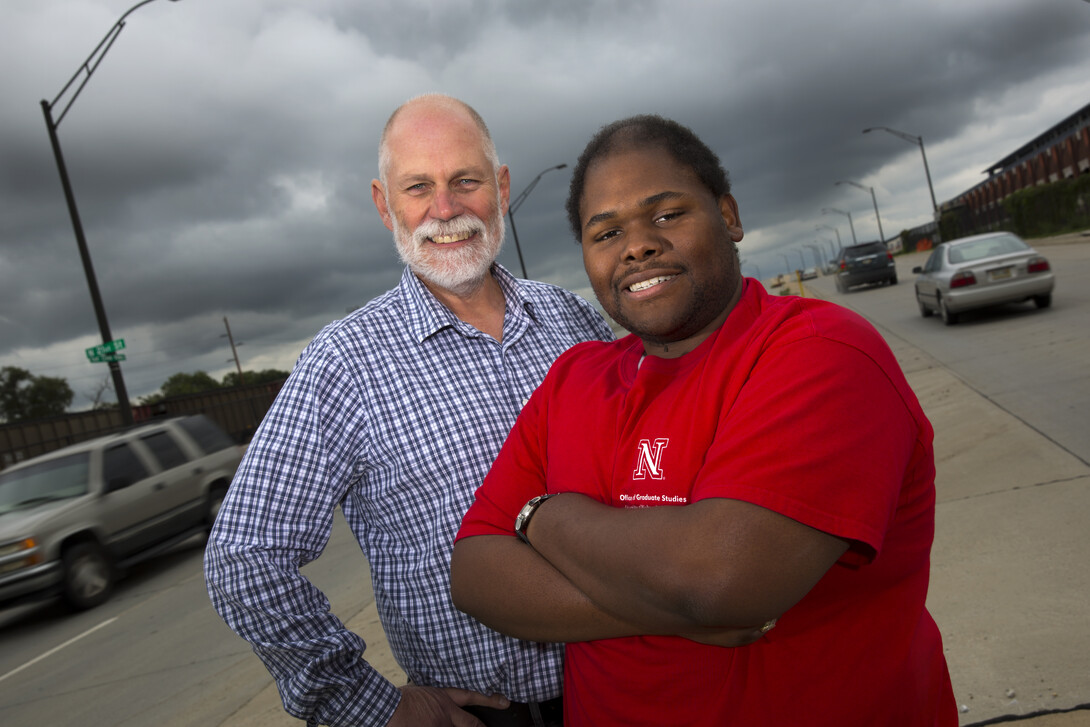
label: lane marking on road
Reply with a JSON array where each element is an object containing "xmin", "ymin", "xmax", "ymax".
[{"xmin": 0, "ymin": 617, "xmax": 118, "ymax": 684}]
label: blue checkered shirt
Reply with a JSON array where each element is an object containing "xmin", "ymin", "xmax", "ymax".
[{"xmin": 205, "ymin": 263, "xmax": 613, "ymax": 727}]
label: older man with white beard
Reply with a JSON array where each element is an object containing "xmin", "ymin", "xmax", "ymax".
[{"xmin": 205, "ymin": 94, "xmax": 613, "ymax": 727}]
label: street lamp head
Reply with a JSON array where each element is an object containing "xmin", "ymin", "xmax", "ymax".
[{"xmin": 836, "ymin": 180, "xmax": 868, "ymax": 192}]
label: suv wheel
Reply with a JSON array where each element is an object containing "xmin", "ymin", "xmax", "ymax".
[
  {"xmin": 889, "ymin": 273, "xmax": 898, "ymax": 285},
  {"xmin": 62, "ymin": 542, "xmax": 113, "ymax": 610},
  {"xmin": 205, "ymin": 484, "xmax": 228, "ymax": 530}
]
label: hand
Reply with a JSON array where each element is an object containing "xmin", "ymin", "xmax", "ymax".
[{"xmin": 386, "ymin": 685, "xmax": 511, "ymax": 727}]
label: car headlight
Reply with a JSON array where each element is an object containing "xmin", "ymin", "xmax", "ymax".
[{"xmin": 0, "ymin": 537, "xmax": 41, "ymax": 574}]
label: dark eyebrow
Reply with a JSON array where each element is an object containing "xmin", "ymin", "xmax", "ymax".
[{"xmin": 582, "ymin": 190, "xmax": 686, "ymax": 232}]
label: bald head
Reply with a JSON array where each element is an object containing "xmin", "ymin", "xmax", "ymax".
[{"xmin": 378, "ymin": 94, "xmax": 499, "ymax": 186}]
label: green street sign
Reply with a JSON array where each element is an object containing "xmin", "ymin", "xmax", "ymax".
[
  {"xmin": 86, "ymin": 352, "xmax": 125, "ymax": 364},
  {"xmin": 85, "ymin": 339, "xmax": 127, "ymax": 363},
  {"xmin": 85, "ymin": 338, "xmax": 126, "ymax": 361}
]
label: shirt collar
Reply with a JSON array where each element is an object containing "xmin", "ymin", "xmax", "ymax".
[{"xmin": 399, "ymin": 263, "xmax": 536, "ymax": 343}]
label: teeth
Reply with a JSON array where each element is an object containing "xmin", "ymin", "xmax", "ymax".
[
  {"xmin": 629, "ymin": 275, "xmax": 675, "ymax": 292},
  {"xmin": 432, "ymin": 231, "xmax": 473, "ymax": 244}
]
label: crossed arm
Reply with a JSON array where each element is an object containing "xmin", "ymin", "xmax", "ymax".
[{"xmin": 450, "ymin": 493, "xmax": 848, "ymax": 645}]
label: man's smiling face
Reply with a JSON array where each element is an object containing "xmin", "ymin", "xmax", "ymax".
[
  {"xmin": 578, "ymin": 144, "xmax": 744, "ymax": 356},
  {"xmin": 374, "ymin": 99, "xmax": 509, "ymax": 296}
]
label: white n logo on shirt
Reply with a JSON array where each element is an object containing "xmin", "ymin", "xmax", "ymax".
[{"xmin": 632, "ymin": 438, "xmax": 669, "ymax": 480}]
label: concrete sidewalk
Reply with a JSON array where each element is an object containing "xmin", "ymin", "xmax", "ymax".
[{"xmin": 224, "ymin": 248, "xmax": 1090, "ymax": 726}]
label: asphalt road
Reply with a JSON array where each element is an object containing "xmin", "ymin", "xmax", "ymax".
[
  {"xmin": 0, "ymin": 511, "xmax": 370, "ymax": 726},
  {"xmin": 811, "ymin": 237, "xmax": 1090, "ymax": 467}
]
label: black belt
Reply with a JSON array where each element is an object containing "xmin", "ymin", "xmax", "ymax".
[{"xmin": 463, "ymin": 696, "xmax": 563, "ymax": 727}]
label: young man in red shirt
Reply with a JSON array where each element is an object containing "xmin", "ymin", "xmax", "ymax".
[{"xmin": 452, "ymin": 114, "xmax": 957, "ymax": 726}]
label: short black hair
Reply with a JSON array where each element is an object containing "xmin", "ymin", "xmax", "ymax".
[{"xmin": 565, "ymin": 114, "xmax": 731, "ymax": 240}]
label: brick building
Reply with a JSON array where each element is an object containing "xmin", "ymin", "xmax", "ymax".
[{"xmin": 939, "ymin": 101, "xmax": 1090, "ymax": 234}]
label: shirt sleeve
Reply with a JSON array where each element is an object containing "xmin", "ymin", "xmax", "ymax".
[
  {"xmin": 694, "ymin": 330, "xmax": 921, "ymax": 563},
  {"xmin": 204, "ymin": 340, "xmax": 401, "ymax": 726}
]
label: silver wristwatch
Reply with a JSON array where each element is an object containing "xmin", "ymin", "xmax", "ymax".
[{"xmin": 514, "ymin": 494, "xmax": 557, "ymax": 544}]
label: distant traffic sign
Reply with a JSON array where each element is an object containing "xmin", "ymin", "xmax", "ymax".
[
  {"xmin": 85, "ymin": 338, "xmax": 127, "ymax": 363},
  {"xmin": 86, "ymin": 352, "xmax": 126, "ymax": 364}
]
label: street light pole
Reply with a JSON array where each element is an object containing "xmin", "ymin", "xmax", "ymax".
[
  {"xmin": 816, "ymin": 224, "xmax": 842, "ymax": 255},
  {"xmin": 40, "ymin": 0, "xmax": 181, "ymax": 425},
  {"xmin": 836, "ymin": 180, "xmax": 886, "ymax": 246},
  {"xmin": 822, "ymin": 208, "xmax": 857, "ymax": 245},
  {"xmin": 507, "ymin": 163, "xmax": 568, "ymax": 279},
  {"xmin": 862, "ymin": 126, "xmax": 938, "ymax": 214}
]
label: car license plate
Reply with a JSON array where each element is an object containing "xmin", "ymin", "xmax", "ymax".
[{"xmin": 988, "ymin": 267, "xmax": 1013, "ymax": 281}]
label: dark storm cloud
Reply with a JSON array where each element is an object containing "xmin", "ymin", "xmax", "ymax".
[{"xmin": 1, "ymin": 0, "xmax": 1088, "ymax": 406}]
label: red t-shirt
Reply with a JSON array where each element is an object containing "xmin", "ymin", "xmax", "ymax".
[{"xmin": 458, "ymin": 280, "xmax": 957, "ymax": 726}]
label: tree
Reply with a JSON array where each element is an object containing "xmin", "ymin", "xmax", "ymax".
[
  {"xmin": 139, "ymin": 392, "xmax": 165, "ymax": 406},
  {"xmin": 0, "ymin": 366, "xmax": 75, "ymax": 422},
  {"xmin": 86, "ymin": 374, "xmax": 116, "ymax": 410},
  {"xmin": 159, "ymin": 371, "xmax": 222, "ymax": 398},
  {"xmin": 221, "ymin": 369, "xmax": 290, "ymax": 388}
]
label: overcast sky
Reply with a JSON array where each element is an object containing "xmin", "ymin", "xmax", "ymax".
[{"xmin": 2, "ymin": 0, "xmax": 1089, "ymax": 408}]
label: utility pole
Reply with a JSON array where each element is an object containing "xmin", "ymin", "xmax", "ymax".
[{"xmin": 223, "ymin": 317, "xmax": 245, "ymax": 386}]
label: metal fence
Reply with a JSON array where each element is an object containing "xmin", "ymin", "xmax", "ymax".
[{"xmin": 0, "ymin": 379, "xmax": 286, "ymax": 471}]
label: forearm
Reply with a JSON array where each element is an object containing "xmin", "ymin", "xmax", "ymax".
[
  {"xmin": 521, "ymin": 495, "xmax": 735, "ymax": 630},
  {"xmin": 205, "ymin": 535, "xmax": 401, "ymax": 725},
  {"xmin": 524, "ymin": 494, "xmax": 846, "ymax": 630},
  {"xmin": 450, "ymin": 534, "xmax": 654, "ymax": 642}
]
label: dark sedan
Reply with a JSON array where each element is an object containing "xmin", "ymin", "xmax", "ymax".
[{"xmin": 912, "ymin": 232, "xmax": 1055, "ymax": 325}]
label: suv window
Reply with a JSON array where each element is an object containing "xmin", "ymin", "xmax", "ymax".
[
  {"xmin": 176, "ymin": 416, "xmax": 235, "ymax": 455},
  {"xmin": 844, "ymin": 243, "xmax": 887, "ymax": 259},
  {"xmin": 140, "ymin": 431, "xmax": 191, "ymax": 470},
  {"xmin": 103, "ymin": 443, "xmax": 149, "ymax": 491},
  {"xmin": 0, "ymin": 453, "xmax": 90, "ymax": 513}
]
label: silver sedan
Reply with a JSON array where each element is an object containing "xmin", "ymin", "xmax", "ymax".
[{"xmin": 913, "ymin": 232, "xmax": 1055, "ymax": 325}]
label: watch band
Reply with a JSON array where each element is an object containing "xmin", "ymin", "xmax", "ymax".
[{"xmin": 514, "ymin": 493, "xmax": 557, "ymax": 544}]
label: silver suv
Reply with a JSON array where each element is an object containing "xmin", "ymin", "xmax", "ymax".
[{"xmin": 0, "ymin": 415, "xmax": 242, "ymax": 610}]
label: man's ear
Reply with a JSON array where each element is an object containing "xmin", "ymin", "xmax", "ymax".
[
  {"xmin": 371, "ymin": 180, "xmax": 395, "ymax": 232},
  {"xmin": 497, "ymin": 164, "xmax": 511, "ymax": 216},
  {"xmin": 720, "ymin": 194, "xmax": 744, "ymax": 243}
]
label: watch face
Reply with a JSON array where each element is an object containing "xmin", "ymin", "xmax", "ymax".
[
  {"xmin": 515, "ymin": 500, "xmax": 537, "ymax": 530},
  {"xmin": 515, "ymin": 495, "xmax": 548, "ymax": 542}
]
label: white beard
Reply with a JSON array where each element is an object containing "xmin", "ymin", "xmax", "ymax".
[{"xmin": 392, "ymin": 207, "xmax": 506, "ymax": 296}]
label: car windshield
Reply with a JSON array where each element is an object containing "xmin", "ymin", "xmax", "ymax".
[
  {"xmin": 845, "ymin": 243, "xmax": 886, "ymax": 258},
  {"xmin": 947, "ymin": 235, "xmax": 1028, "ymax": 264},
  {"xmin": 0, "ymin": 453, "xmax": 90, "ymax": 515}
]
